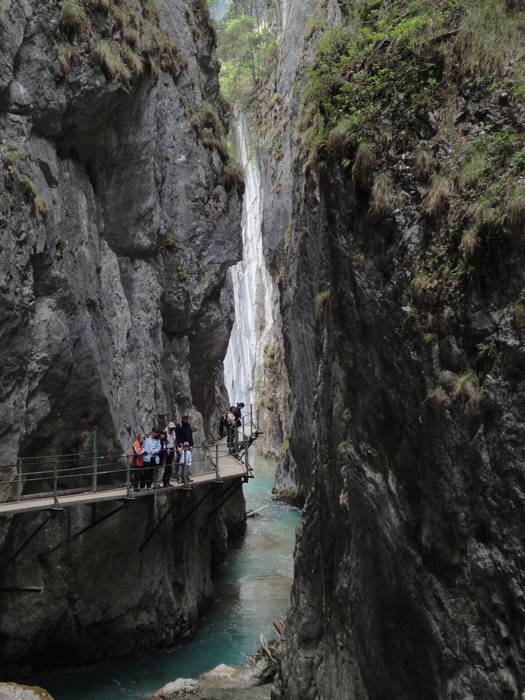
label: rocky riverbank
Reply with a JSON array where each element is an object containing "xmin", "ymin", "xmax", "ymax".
[{"xmin": 145, "ymin": 639, "xmax": 277, "ymax": 700}]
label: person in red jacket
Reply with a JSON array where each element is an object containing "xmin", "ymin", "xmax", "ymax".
[{"xmin": 130, "ymin": 433, "xmax": 145, "ymax": 491}]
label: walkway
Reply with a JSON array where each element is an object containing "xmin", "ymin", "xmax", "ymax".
[{"xmin": 0, "ymin": 421, "xmax": 259, "ymax": 517}]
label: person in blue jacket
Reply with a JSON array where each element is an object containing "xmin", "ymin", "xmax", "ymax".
[{"xmin": 141, "ymin": 428, "xmax": 161, "ymax": 490}]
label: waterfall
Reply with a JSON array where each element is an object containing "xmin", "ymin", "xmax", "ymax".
[{"xmin": 224, "ymin": 114, "xmax": 275, "ymax": 408}]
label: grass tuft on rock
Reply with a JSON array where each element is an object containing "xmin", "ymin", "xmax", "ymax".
[
  {"xmin": 60, "ymin": 0, "xmax": 92, "ymax": 37},
  {"xmin": 91, "ymin": 40, "xmax": 132, "ymax": 83}
]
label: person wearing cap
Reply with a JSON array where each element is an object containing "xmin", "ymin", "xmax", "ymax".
[
  {"xmin": 175, "ymin": 413, "xmax": 194, "ymax": 482},
  {"xmin": 161, "ymin": 421, "xmax": 176, "ymax": 487}
]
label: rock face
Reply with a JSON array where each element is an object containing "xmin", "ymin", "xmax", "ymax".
[
  {"xmin": 0, "ymin": 0, "xmax": 244, "ymax": 670},
  {"xmin": 244, "ymin": 0, "xmax": 525, "ymax": 698}
]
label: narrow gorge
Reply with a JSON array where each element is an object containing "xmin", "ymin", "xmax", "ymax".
[{"xmin": 2, "ymin": 0, "xmax": 525, "ymax": 699}]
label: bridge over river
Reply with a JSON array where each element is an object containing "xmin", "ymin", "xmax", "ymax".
[{"xmin": 0, "ymin": 418, "xmax": 259, "ymax": 517}]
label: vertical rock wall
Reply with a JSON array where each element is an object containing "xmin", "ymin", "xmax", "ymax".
[
  {"xmin": 0, "ymin": 0, "xmax": 244, "ymax": 670},
  {"xmin": 246, "ymin": 0, "xmax": 525, "ymax": 698}
]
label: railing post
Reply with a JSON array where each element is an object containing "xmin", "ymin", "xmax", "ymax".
[
  {"xmin": 17, "ymin": 458, "xmax": 22, "ymax": 501},
  {"xmin": 126, "ymin": 457, "xmax": 133, "ymax": 498},
  {"xmin": 92, "ymin": 426, "xmax": 98, "ymax": 492},
  {"xmin": 52, "ymin": 459, "xmax": 61, "ymax": 508},
  {"xmin": 215, "ymin": 442, "xmax": 223, "ymax": 483}
]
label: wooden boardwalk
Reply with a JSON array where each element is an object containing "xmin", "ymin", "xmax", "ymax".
[{"xmin": 0, "ymin": 433, "xmax": 254, "ymax": 517}]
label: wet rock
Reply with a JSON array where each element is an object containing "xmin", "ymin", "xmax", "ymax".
[
  {"xmin": 0, "ymin": 684, "xmax": 53, "ymax": 700},
  {"xmin": 149, "ymin": 641, "xmax": 278, "ymax": 699}
]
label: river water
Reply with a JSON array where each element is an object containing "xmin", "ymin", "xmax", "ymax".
[{"xmin": 30, "ymin": 454, "xmax": 300, "ymax": 700}]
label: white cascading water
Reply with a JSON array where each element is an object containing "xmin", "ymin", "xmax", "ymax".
[{"xmin": 224, "ymin": 114, "xmax": 276, "ymax": 408}]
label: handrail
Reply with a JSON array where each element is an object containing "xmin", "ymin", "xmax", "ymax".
[{"xmin": 0, "ymin": 409, "xmax": 260, "ymax": 507}]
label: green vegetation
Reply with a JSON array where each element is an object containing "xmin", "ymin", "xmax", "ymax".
[
  {"xmin": 263, "ymin": 341, "xmax": 276, "ymax": 367},
  {"xmin": 314, "ymin": 287, "xmax": 331, "ymax": 318},
  {"xmin": 305, "ymin": 0, "xmax": 328, "ymax": 41},
  {"xmin": 222, "ymin": 161, "xmax": 245, "ymax": 195},
  {"xmin": 176, "ymin": 265, "xmax": 188, "ymax": 281},
  {"xmin": 18, "ymin": 173, "xmax": 38, "ymax": 199},
  {"xmin": 370, "ymin": 171, "xmax": 398, "ymax": 219},
  {"xmin": 296, "ymin": 0, "xmax": 525, "ymax": 385},
  {"xmin": 191, "ymin": 101, "xmax": 229, "ymax": 161},
  {"xmin": 58, "ymin": 0, "xmax": 187, "ymax": 85},
  {"xmin": 476, "ymin": 343, "xmax": 492, "ymax": 357},
  {"xmin": 91, "ymin": 40, "xmax": 132, "ymax": 82},
  {"xmin": 58, "ymin": 43, "xmax": 82, "ymax": 74},
  {"xmin": 165, "ymin": 232, "xmax": 178, "ymax": 250},
  {"xmin": 280, "ymin": 439, "xmax": 290, "ymax": 456},
  {"xmin": 60, "ymin": 0, "xmax": 91, "ymax": 38},
  {"xmin": 451, "ymin": 369, "xmax": 480, "ymax": 405},
  {"xmin": 3, "ymin": 149, "xmax": 24, "ymax": 167},
  {"xmin": 19, "ymin": 174, "xmax": 49, "ymax": 215},
  {"xmin": 216, "ymin": 0, "xmax": 277, "ymax": 104}
]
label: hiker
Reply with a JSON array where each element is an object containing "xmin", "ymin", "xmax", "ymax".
[
  {"xmin": 130, "ymin": 433, "xmax": 145, "ymax": 491},
  {"xmin": 141, "ymin": 428, "xmax": 161, "ymax": 490},
  {"xmin": 226, "ymin": 405, "xmax": 237, "ymax": 454},
  {"xmin": 234, "ymin": 402, "xmax": 245, "ymax": 428},
  {"xmin": 219, "ymin": 411, "xmax": 228, "ymax": 439},
  {"xmin": 161, "ymin": 421, "xmax": 176, "ymax": 487},
  {"xmin": 175, "ymin": 413, "xmax": 194, "ymax": 482}
]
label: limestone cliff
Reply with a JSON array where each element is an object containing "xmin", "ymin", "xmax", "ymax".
[
  {"xmin": 246, "ymin": 0, "xmax": 525, "ymax": 698},
  {"xmin": 0, "ymin": 0, "xmax": 244, "ymax": 671}
]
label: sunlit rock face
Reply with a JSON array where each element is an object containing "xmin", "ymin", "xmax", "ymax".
[{"xmin": 0, "ymin": 0, "xmax": 244, "ymax": 669}]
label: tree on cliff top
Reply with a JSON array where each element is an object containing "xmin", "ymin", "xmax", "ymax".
[{"xmin": 216, "ymin": 0, "xmax": 277, "ymax": 104}]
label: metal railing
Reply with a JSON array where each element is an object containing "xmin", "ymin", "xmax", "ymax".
[{"xmin": 0, "ymin": 407, "xmax": 260, "ymax": 506}]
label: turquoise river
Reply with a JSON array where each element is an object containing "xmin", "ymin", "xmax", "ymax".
[{"xmin": 29, "ymin": 454, "xmax": 300, "ymax": 700}]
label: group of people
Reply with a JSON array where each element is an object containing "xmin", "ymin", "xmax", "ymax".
[
  {"xmin": 130, "ymin": 413, "xmax": 194, "ymax": 491},
  {"xmin": 131, "ymin": 402, "xmax": 247, "ymax": 492},
  {"xmin": 221, "ymin": 402, "xmax": 245, "ymax": 453}
]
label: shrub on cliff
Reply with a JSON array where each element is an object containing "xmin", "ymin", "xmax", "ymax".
[{"xmin": 58, "ymin": 0, "xmax": 188, "ymax": 85}]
